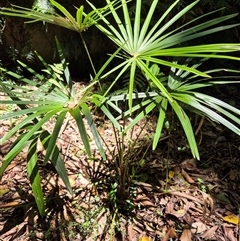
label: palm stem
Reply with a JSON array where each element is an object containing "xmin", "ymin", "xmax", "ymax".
[{"xmin": 79, "ymin": 32, "xmax": 102, "ymax": 91}]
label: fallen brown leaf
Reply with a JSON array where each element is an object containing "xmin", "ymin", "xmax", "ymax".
[
  {"xmin": 191, "ymin": 221, "xmax": 207, "ymax": 234},
  {"xmin": 181, "ymin": 159, "xmax": 197, "ymax": 170},
  {"xmin": 168, "ymin": 191, "xmax": 204, "ymax": 205},
  {"xmin": 200, "ymin": 226, "xmax": 218, "ymax": 239},
  {"xmin": 181, "ymin": 169, "xmax": 195, "ymax": 184},
  {"xmin": 201, "ymin": 191, "xmax": 214, "ymax": 217},
  {"xmin": 127, "ymin": 223, "xmax": 136, "ymax": 241},
  {"xmin": 162, "ymin": 227, "xmax": 177, "ymax": 241},
  {"xmin": 135, "ymin": 195, "xmax": 155, "ymax": 210},
  {"xmin": 223, "ymin": 224, "xmax": 237, "ymax": 241},
  {"xmin": 180, "ymin": 229, "xmax": 192, "ymax": 241},
  {"xmin": 0, "ymin": 200, "xmax": 20, "ymax": 208}
]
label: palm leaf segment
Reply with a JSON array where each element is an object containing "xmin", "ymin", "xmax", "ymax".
[
  {"xmin": 0, "ymin": 40, "xmax": 105, "ymax": 216},
  {"xmin": 0, "ymin": 0, "xmax": 121, "ymax": 33},
  {"xmin": 90, "ymin": 0, "xmax": 240, "ymax": 159}
]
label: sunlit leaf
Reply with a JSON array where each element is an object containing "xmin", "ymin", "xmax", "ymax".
[
  {"xmin": 27, "ymin": 138, "xmax": 45, "ymax": 217},
  {"xmin": 0, "ymin": 188, "xmax": 9, "ymax": 196},
  {"xmin": 44, "ymin": 110, "xmax": 68, "ymax": 164},
  {"xmin": 153, "ymin": 98, "xmax": 168, "ymax": 150},
  {"xmin": 138, "ymin": 235, "xmax": 151, "ymax": 241},
  {"xmin": 170, "ymin": 101, "xmax": 199, "ymax": 159},
  {"xmin": 169, "ymin": 171, "xmax": 175, "ymax": 179},
  {"xmin": 81, "ymin": 103, "xmax": 106, "ymax": 159},
  {"xmin": 223, "ymin": 215, "xmax": 239, "ymax": 225},
  {"xmin": 70, "ymin": 106, "xmax": 92, "ymax": 158},
  {"xmin": 40, "ymin": 131, "xmax": 73, "ymax": 195}
]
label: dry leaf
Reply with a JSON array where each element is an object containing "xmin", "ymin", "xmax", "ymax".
[
  {"xmin": 78, "ymin": 173, "xmax": 90, "ymax": 186},
  {"xmin": 169, "ymin": 171, "xmax": 175, "ymax": 179},
  {"xmin": 144, "ymin": 222, "xmax": 155, "ymax": 232},
  {"xmin": 201, "ymin": 191, "xmax": 214, "ymax": 216},
  {"xmin": 96, "ymin": 210, "xmax": 108, "ymax": 238},
  {"xmin": 0, "ymin": 221, "xmax": 26, "ymax": 240},
  {"xmin": 223, "ymin": 225, "xmax": 236, "ymax": 241},
  {"xmin": 223, "ymin": 215, "xmax": 239, "ymax": 225},
  {"xmin": 138, "ymin": 235, "xmax": 151, "ymax": 241},
  {"xmin": 163, "ymin": 227, "xmax": 177, "ymax": 241},
  {"xmin": 175, "ymin": 209, "xmax": 186, "ymax": 217},
  {"xmin": 0, "ymin": 201, "xmax": 20, "ymax": 208},
  {"xmin": 127, "ymin": 223, "xmax": 136, "ymax": 241},
  {"xmin": 135, "ymin": 195, "xmax": 155, "ymax": 210},
  {"xmin": 181, "ymin": 169, "xmax": 195, "ymax": 184},
  {"xmin": 191, "ymin": 222, "xmax": 207, "ymax": 234},
  {"xmin": 180, "ymin": 229, "xmax": 192, "ymax": 241},
  {"xmin": 0, "ymin": 141, "xmax": 12, "ymax": 155},
  {"xmin": 200, "ymin": 226, "xmax": 218, "ymax": 239},
  {"xmin": 181, "ymin": 159, "xmax": 197, "ymax": 169},
  {"xmin": 166, "ymin": 199, "xmax": 192, "ymax": 218},
  {"xmin": 0, "ymin": 187, "xmax": 9, "ymax": 196},
  {"xmin": 140, "ymin": 200, "xmax": 155, "ymax": 210},
  {"xmin": 62, "ymin": 205, "xmax": 70, "ymax": 221},
  {"xmin": 168, "ymin": 227, "xmax": 177, "ymax": 238}
]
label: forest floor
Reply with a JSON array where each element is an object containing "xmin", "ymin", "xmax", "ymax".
[{"xmin": 0, "ymin": 83, "xmax": 239, "ymax": 241}]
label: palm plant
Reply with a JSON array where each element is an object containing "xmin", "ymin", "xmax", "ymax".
[
  {"xmin": 0, "ymin": 0, "xmax": 240, "ymax": 215},
  {"xmin": 90, "ymin": 0, "xmax": 240, "ymax": 160},
  {"xmin": 0, "ymin": 40, "xmax": 105, "ymax": 216},
  {"xmin": 90, "ymin": 60, "xmax": 240, "ymax": 199},
  {"xmin": 0, "ymin": 0, "xmax": 122, "ymax": 216}
]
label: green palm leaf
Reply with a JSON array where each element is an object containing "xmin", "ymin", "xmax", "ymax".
[
  {"xmin": 27, "ymin": 138, "xmax": 45, "ymax": 217},
  {"xmin": 70, "ymin": 106, "xmax": 92, "ymax": 158},
  {"xmin": 44, "ymin": 110, "xmax": 68, "ymax": 164},
  {"xmin": 0, "ymin": 0, "xmax": 122, "ymax": 32},
  {"xmin": 40, "ymin": 131, "xmax": 73, "ymax": 195},
  {"xmin": 81, "ymin": 103, "xmax": 106, "ymax": 159},
  {"xmin": 0, "ymin": 110, "xmax": 59, "ymax": 171},
  {"xmin": 92, "ymin": 0, "xmax": 240, "ymax": 112},
  {"xmin": 170, "ymin": 101, "xmax": 199, "ymax": 159},
  {"xmin": 172, "ymin": 93, "xmax": 240, "ymax": 135},
  {"xmin": 153, "ymin": 98, "xmax": 168, "ymax": 150}
]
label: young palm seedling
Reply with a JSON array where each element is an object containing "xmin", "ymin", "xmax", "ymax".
[{"xmin": 0, "ymin": 40, "xmax": 105, "ymax": 216}]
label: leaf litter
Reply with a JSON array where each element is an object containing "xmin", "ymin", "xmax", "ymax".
[{"xmin": 0, "ymin": 82, "xmax": 240, "ymax": 240}]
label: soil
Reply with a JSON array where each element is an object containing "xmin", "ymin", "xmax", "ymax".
[{"xmin": 0, "ymin": 83, "xmax": 240, "ymax": 241}]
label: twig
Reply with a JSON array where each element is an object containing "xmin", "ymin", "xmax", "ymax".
[{"xmin": 195, "ymin": 116, "xmax": 205, "ymax": 136}]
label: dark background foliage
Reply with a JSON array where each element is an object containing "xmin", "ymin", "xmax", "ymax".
[
  {"xmin": 0, "ymin": 0, "xmax": 240, "ymax": 78},
  {"xmin": 0, "ymin": 0, "xmax": 113, "ymax": 78}
]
